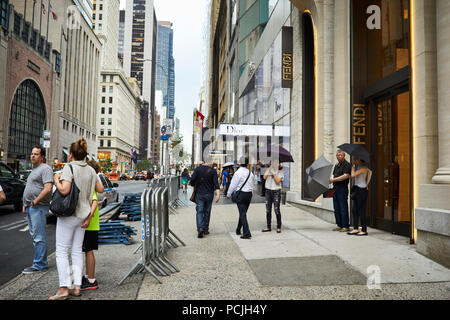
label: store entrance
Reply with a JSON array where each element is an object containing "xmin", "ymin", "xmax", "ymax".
[{"xmin": 367, "ymin": 88, "xmax": 412, "ymax": 237}]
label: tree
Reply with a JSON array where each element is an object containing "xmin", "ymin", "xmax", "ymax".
[
  {"xmin": 100, "ymin": 159, "xmax": 113, "ymax": 173},
  {"xmin": 137, "ymin": 159, "xmax": 151, "ymax": 171}
]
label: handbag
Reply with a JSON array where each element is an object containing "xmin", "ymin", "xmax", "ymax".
[
  {"xmin": 190, "ymin": 168, "xmax": 211, "ymax": 203},
  {"xmin": 322, "ymin": 188, "xmax": 335, "ymax": 198},
  {"xmin": 231, "ymin": 171, "xmax": 251, "ymax": 203},
  {"xmin": 50, "ymin": 164, "xmax": 80, "ymax": 217}
]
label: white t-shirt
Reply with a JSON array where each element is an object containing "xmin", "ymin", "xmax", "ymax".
[
  {"xmin": 0, "ymin": 184, "xmax": 3, "ymax": 192},
  {"xmin": 265, "ymin": 168, "xmax": 284, "ymax": 190}
]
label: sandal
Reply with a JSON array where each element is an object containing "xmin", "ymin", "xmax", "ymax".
[
  {"xmin": 69, "ymin": 289, "xmax": 81, "ymax": 297},
  {"xmin": 347, "ymin": 230, "xmax": 359, "ymax": 235},
  {"xmin": 355, "ymin": 232, "xmax": 368, "ymax": 236},
  {"xmin": 276, "ymin": 228, "xmax": 281, "ymax": 233},
  {"xmin": 48, "ymin": 294, "xmax": 69, "ymax": 300},
  {"xmin": 261, "ymin": 228, "xmax": 271, "ymax": 232}
]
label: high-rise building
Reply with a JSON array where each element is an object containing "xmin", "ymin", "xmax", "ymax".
[
  {"xmin": 118, "ymin": 10, "xmax": 125, "ymax": 64},
  {"xmin": 156, "ymin": 21, "xmax": 175, "ymax": 120},
  {"xmin": 123, "ymin": 0, "xmax": 157, "ymax": 161},
  {"xmin": 93, "ymin": 0, "xmax": 142, "ymax": 173}
]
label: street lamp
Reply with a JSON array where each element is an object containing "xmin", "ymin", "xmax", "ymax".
[{"xmin": 135, "ymin": 58, "xmax": 172, "ymax": 176}]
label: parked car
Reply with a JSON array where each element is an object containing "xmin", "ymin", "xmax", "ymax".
[
  {"xmin": 97, "ymin": 173, "xmax": 119, "ymax": 208},
  {"xmin": 19, "ymin": 169, "xmax": 33, "ymax": 182},
  {"xmin": 120, "ymin": 173, "xmax": 131, "ymax": 180},
  {"xmin": 0, "ymin": 162, "xmax": 26, "ymax": 211}
]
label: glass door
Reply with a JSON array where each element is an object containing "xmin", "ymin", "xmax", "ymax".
[{"xmin": 373, "ymin": 91, "xmax": 411, "ymax": 236}]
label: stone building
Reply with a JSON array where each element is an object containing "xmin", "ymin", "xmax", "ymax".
[{"xmin": 206, "ymin": 0, "xmax": 450, "ymax": 267}]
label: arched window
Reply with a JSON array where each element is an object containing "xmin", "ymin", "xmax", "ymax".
[
  {"xmin": 8, "ymin": 79, "xmax": 46, "ymax": 159},
  {"xmin": 302, "ymin": 12, "xmax": 316, "ymax": 201}
]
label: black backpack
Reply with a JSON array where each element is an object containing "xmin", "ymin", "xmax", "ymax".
[{"xmin": 50, "ymin": 164, "xmax": 80, "ymax": 217}]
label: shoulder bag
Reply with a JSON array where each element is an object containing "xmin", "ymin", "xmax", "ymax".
[
  {"xmin": 190, "ymin": 167, "xmax": 211, "ymax": 203},
  {"xmin": 50, "ymin": 164, "xmax": 80, "ymax": 217},
  {"xmin": 231, "ymin": 171, "xmax": 251, "ymax": 203}
]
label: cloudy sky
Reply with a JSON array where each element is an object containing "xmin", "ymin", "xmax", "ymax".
[{"xmin": 120, "ymin": 0, "xmax": 207, "ymax": 156}]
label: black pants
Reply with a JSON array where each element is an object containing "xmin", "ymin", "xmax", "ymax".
[
  {"xmin": 353, "ymin": 186, "xmax": 368, "ymax": 232},
  {"xmin": 236, "ymin": 192, "xmax": 253, "ymax": 237},
  {"xmin": 265, "ymin": 189, "xmax": 282, "ymax": 229}
]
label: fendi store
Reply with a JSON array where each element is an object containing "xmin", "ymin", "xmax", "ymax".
[{"xmin": 286, "ymin": 0, "xmax": 450, "ymax": 267}]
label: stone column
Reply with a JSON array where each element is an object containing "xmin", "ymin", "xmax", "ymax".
[
  {"xmin": 432, "ymin": 0, "xmax": 450, "ymax": 184},
  {"xmin": 323, "ymin": 0, "xmax": 335, "ymax": 162}
]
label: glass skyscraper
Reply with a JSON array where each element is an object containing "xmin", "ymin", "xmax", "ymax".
[{"xmin": 156, "ymin": 21, "xmax": 175, "ymax": 119}]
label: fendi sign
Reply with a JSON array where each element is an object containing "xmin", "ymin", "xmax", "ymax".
[{"xmin": 282, "ymin": 26, "xmax": 293, "ymax": 88}]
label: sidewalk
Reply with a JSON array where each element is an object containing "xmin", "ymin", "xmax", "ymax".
[{"xmin": 1, "ymin": 187, "xmax": 449, "ymax": 300}]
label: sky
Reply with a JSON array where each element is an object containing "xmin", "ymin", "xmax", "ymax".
[{"xmin": 120, "ymin": 0, "xmax": 207, "ymax": 157}]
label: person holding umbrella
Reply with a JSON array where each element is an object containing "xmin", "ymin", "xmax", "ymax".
[
  {"xmin": 329, "ymin": 150, "xmax": 352, "ymax": 232},
  {"xmin": 262, "ymin": 159, "xmax": 284, "ymax": 233},
  {"xmin": 347, "ymin": 157, "xmax": 372, "ymax": 236}
]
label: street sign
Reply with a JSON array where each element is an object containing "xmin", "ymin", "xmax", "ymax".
[{"xmin": 161, "ymin": 126, "xmax": 167, "ymax": 134}]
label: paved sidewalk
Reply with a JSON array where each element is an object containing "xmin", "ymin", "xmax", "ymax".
[{"xmin": 1, "ymin": 189, "xmax": 449, "ymax": 300}]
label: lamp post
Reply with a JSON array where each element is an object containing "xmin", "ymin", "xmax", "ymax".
[{"xmin": 135, "ymin": 58, "xmax": 171, "ymax": 175}]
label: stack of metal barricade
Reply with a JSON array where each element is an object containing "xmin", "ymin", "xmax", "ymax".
[{"xmin": 119, "ymin": 177, "xmax": 186, "ymax": 285}]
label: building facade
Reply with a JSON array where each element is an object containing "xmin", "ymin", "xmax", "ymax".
[
  {"xmin": 1, "ymin": 0, "xmax": 100, "ymax": 170},
  {"xmin": 205, "ymin": 0, "xmax": 450, "ymax": 267},
  {"xmin": 0, "ymin": 1, "xmax": 59, "ymax": 171},
  {"xmin": 156, "ymin": 21, "xmax": 175, "ymax": 120},
  {"xmin": 93, "ymin": 0, "xmax": 142, "ymax": 173},
  {"xmin": 123, "ymin": 0, "xmax": 157, "ymax": 161}
]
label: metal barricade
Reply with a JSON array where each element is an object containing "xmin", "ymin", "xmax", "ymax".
[
  {"xmin": 119, "ymin": 188, "xmax": 162, "ymax": 285},
  {"xmin": 119, "ymin": 183, "xmax": 183, "ymax": 285}
]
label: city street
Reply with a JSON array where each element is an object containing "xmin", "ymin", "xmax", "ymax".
[{"xmin": 0, "ymin": 180, "xmax": 147, "ymax": 287}]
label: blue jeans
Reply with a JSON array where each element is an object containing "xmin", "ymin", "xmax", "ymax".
[
  {"xmin": 26, "ymin": 206, "xmax": 49, "ymax": 270},
  {"xmin": 333, "ymin": 187, "xmax": 349, "ymax": 228},
  {"xmin": 195, "ymin": 193, "xmax": 214, "ymax": 232}
]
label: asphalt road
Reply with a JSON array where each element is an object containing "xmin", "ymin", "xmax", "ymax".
[{"xmin": 0, "ymin": 180, "xmax": 148, "ymax": 287}]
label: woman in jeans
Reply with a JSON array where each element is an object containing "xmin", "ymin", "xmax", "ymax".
[
  {"xmin": 49, "ymin": 139, "xmax": 103, "ymax": 300},
  {"xmin": 347, "ymin": 157, "xmax": 372, "ymax": 236},
  {"xmin": 262, "ymin": 160, "xmax": 284, "ymax": 233}
]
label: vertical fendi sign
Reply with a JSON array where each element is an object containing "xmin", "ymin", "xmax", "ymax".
[{"xmin": 282, "ymin": 26, "xmax": 293, "ymax": 88}]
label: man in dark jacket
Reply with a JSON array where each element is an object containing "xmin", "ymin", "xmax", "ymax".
[
  {"xmin": 330, "ymin": 150, "xmax": 352, "ymax": 232},
  {"xmin": 189, "ymin": 163, "xmax": 220, "ymax": 238}
]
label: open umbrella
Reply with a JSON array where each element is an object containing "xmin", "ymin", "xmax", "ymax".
[
  {"xmin": 337, "ymin": 143, "xmax": 370, "ymax": 163},
  {"xmin": 222, "ymin": 162, "xmax": 235, "ymax": 168},
  {"xmin": 304, "ymin": 155, "xmax": 333, "ymax": 201},
  {"xmin": 256, "ymin": 145, "xmax": 294, "ymax": 163}
]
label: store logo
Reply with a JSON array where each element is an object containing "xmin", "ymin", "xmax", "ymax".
[{"xmin": 366, "ymin": 5, "xmax": 381, "ymax": 30}]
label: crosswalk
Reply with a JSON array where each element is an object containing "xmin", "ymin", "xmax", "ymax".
[{"xmin": 0, "ymin": 219, "xmax": 29, "ymax": 232}]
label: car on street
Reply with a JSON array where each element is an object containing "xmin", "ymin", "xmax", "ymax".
[
  {"xmin": 134, "ymin": 172, "xmax": 147, "ymax": 181},
  {"xmin": 0, "ymin": 162, "xmax": 26, "ymax": 211},
  {"xmin": 98, "ymin": 173, "xmax": 119, "ymax": 208}
]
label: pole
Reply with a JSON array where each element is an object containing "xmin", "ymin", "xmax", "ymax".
[
  {"xmin": 46, "ymin": 0, "xmax": 50, "ymax": 40},
  {"xmin": 39, "ymin": 0, "xmax": 43, "ymax": 36},
  {"xmin": 32, "ymin": 0, "xmax": 36, "ymax": 30},
  {"xmin": 23, "ymin": 0, "xmax": 27, "ymax": 29}
]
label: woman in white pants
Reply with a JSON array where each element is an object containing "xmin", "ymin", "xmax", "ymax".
[{"xmin": 49, "ymin": 139, "xmax": 103, "ymax": 300}]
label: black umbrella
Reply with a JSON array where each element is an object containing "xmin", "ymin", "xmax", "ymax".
[
  {"xmin": 304, "ymin": 155, "xmax": 333, "ymax": 201},
  {"xmin": 256, "ymin": 145, "xmax": 294, "ymax": 163},
  {"xmin": 337, "ymin": 143, "xmax": 370, "ymax": 163}
]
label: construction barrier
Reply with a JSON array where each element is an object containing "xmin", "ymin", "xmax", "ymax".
[
  {"xmin": 119, "ymin": 181, "xmax": 185, "ymax": 285},
  {"xmin": 98, "ymin": 222, "xmax": 137, "ymax": 245}
]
